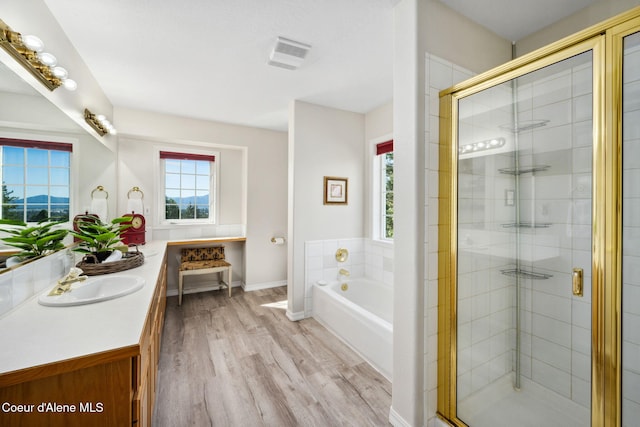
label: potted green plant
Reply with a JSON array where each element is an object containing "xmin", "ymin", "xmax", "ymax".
[
  {"xmin": 70, "ymin": 214, "xmax": 131, "ymax": 263},
  {"xmin": 0, "ymin": 218, "xmax": 69, "ymax": 263}
]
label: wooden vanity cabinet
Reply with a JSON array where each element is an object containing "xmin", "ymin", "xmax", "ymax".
[
  {"xmin": 133, "ymin": 260, "xmax": 167, "ymax": 426},
  {"xmin": 0, "ymin": 256, "xmax": 167, "ymax": 427}
]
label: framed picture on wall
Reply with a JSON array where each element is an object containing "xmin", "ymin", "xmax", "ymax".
[{"xmin": 323, "ymin": 176, "xmax": 348, "ymax": 205}]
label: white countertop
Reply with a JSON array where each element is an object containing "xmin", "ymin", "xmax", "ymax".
[{"xmin": 0, "ymin": 240, "xmax": 168, "ymax": 377}]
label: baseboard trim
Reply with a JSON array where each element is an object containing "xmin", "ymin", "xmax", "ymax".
[
  {"xmin": 286, "ymin": 310, "xmax": 305, "ymax": 321},
  {"xmin": 242, "ymin": 280, "xmax": 287, "ymax": 292},
  {"xmin": 389, "ymin": 406, "xmax": 412, "ymax": 427}
]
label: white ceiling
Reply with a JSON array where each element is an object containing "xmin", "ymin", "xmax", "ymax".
[{"xmin": 40, "ymin": 0, "xmax": 598, "ymax": 132}]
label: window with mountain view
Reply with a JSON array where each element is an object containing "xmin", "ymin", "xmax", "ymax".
[
  {"xmin": 0, "ymin": 139, "xmax": 71, "ymax": 223},
  {"xmin": 160, "ymin": 151, "xmax": 215, "ymax": 222}
]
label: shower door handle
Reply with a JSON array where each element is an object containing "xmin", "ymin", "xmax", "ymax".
[{"xmin": 572, "ymin": 268, "xmax": 584, "ymax": 297}]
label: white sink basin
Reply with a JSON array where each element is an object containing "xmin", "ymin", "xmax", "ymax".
[{"xmin": 38, "ymin": 275, "xmax": 145, "ymax": 307}]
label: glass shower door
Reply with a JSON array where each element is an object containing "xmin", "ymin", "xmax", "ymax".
[
  {"xmin": 622, "ymin": 29, "xmax": 640, "ymax": 427},
  {"xmin": 455, "ymin": 50, "xmax": 593, "ymax": 427}
]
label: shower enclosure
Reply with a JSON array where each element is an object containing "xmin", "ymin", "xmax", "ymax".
[{"xmin": 438, "ymin": 8, "xmax": 640, "ymax": 427}]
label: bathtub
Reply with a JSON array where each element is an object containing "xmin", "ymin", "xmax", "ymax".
[{"xmin": 312, "ymin": 278, "xmax": 393, "ymax": 380}]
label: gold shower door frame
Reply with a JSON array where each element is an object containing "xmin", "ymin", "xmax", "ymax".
[{"xmin": 437, "ymin": 7, "xmax": 640, "ymax": 427}]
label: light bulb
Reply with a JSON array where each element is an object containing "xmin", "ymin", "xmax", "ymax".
[
  {"xmin": 38, "ymin": 52, "xmax": 57, "ymax": 67},
  {"xmin": 62, "ymin": 79, "xmax": 77, "ymax": 91},
  {"xmin": 22, "ymin": 35, "xmax": 44, "ymax": 52},
  {"xmin": 52, "ymin": 66, "xmax": 68, "ymax": 79}
]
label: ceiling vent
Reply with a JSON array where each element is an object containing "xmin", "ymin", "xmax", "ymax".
[{"xmin": 268, "ymin": 37, "xmax": 311, "ymax": 70}]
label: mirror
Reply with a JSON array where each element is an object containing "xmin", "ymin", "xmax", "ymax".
[{"xmin": 0, "ymin": 60, "xmax": 117, "ymax": 272}]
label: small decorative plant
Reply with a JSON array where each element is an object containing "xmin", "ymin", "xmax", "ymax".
[
  {"xmin": 0, "ymin": 218, "xmax": 69, "ymax": 261},
  {"xmin": 70, "ymin": 214, "xmax": 131, "ymax": 263}
]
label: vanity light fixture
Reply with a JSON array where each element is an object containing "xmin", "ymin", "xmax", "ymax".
[
  {"xmin": 0, "ymin": 18, "xmax": 77, "ymax": 91},
  {"xmin": 458, "ymin": 137, "xmax": 506, "ymax": 155},
  {"xmin": 84, "ymin": 109, "xmax": 117, "ymax": 137}
]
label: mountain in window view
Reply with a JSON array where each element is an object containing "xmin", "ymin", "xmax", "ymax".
[{"xmin": 10, "ymin": 195, "xmax": 69, "ymax": 204}]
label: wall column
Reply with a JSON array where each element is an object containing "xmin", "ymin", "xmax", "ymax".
[{"xmin": 390, "ymin": 0, "xmax": 426, "ymax": 425}]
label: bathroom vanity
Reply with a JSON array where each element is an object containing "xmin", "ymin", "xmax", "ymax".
[
  {"xmin": 0, "ymin": 236, "xmax": 246, "ymax": 426},
  {"xmin": 0, "ymin": 241, "xmax": 168, "ymax": 426}
]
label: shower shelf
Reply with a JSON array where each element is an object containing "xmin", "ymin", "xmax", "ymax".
[
  {"xmin": 500, "ymin": 268, "xmax": 553, "ymax": 280},
  {"xmin": 499, "ymin": 119, "xmax": 550, "ymax": 133},
  {"xmin": 501, "ymin": 222, "xmax": 552, "ymax": 228},
  {"xmin": 498, "ymin": 165, "xmax": 550, "ymax": 175}
]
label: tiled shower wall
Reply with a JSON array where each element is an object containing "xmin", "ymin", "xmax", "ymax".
[
  {"xmin": 304, "ymin": 238, "xmax": 393, "ymax": 317},
  {"xmin": 424, "ymin": 53, "xmax": 475, "ymax": 421},
  {"xmin": 455, "ymin": 74, "xmax": 515, "ymax": 404},
  {"xmin": 622, "ymin": 34, "xmax": 640, "ymax": 423},
  {"xmin": 514, "ymin": 56, "xmax": 593, "ymax": 408}
]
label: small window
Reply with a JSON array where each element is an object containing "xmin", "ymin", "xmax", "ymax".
[
  {"xmin": 160, "ymin": 151, "xmax": 215, "ymax": 223},
  {"xmin": 0, "ymin": 138, "xmax": 71, "ymax": 222},
  {"xmin": 376, "ymin": 140, "xmax": 394, "ymax": 240}
]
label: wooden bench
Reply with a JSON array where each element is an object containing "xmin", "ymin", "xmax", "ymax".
[{"xmin": 178, "ymin": 246, "xmax": 232, "ymax": 305}]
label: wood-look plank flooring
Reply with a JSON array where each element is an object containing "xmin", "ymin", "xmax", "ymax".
[{"xmin": 153, "ymin": 286, "xmax": 392, "ymax": 426}]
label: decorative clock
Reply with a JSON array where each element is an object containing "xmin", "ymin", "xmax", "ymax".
[{"xmin": 121, "ymin": 212, "xmax": 146, "ymax": 246}]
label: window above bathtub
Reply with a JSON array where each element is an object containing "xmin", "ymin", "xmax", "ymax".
[{"xmin": 372, "ymin": 138, "xmax": 393, "ymax": 242}]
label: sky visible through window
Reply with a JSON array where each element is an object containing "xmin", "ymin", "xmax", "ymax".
[{"xmin": 1, "ymin": 146, "xmax": 70, "ymax": 222}]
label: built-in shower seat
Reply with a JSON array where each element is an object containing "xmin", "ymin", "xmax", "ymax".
[{"xmin": 178, "ymin": 246, "xmax": 232, "ymax": 305}]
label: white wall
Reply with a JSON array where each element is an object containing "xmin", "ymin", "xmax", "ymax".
[
  {"xmin": 114, "ymin": 107, "xmax": 288, "ymax": 290},
  {"xmin": 390, "ymin": 1, "xmax": 427, "ymax": 426},
  {"xmin": 364, "ymin": 101, "xmax": 393, "ymax": 239},
  {"xmin": 0, "ymin": 91, "xmax": 118, "ymax": 223},
  {"xmin": 0, "ymin": 125, "xmax": 115, "ymax": 226},
  {"xmin": 287, "ymin": 100, "xmax": 365, "ymax": 319},
  {"xmin": 391, "ymin": 1, "xmax": 513, "ymax": 426},
  {"xmin": 3, "ymin": 0, "xmax": 116, "ymax": 153},
  {"xmin": 74, "ymin": 132, "xmax": 118, "ymax": 220},
  {"xmin": 218, "ymin": 148, "xmax": 244, "ymax": 225},
  {"xmin": 422, "ymin": 0, "xmax": 511, "ymax": 75},
  {"xmin": 516, "ymin": 0, "xmax": 640, "ymax": 56},
  {"xmin": 365, "ymin": 101, "xmax": 393, "ymax": 143},
  {"xmin": 117, "ymin": 135, "xmax": 245, "ymax": 227}
]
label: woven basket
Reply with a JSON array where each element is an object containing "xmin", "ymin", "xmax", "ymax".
[{"xmin": 76, "ymin": 250, "xmax": 144, "ymax": 276}]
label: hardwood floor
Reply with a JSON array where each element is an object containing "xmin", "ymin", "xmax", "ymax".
[{"xmin": 153, "ymin": 286, "xmax": 392, "ymax": 426}]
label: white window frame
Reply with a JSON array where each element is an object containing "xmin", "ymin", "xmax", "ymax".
[
  {"xmin": 157, "ymin": 148, "xmax": 219, "ymax": 226},
  {"xmin": 371, "ymin": 135, "xmax": 394, "ymax": 242},
  {"xmin": 0, "ymin": 138, "xmax": 73, "ymax": 224}
]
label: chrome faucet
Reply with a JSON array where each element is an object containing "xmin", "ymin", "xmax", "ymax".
[{"xmin": 48, "ymin": 267, "xmax": 87, "ymax": 296}]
